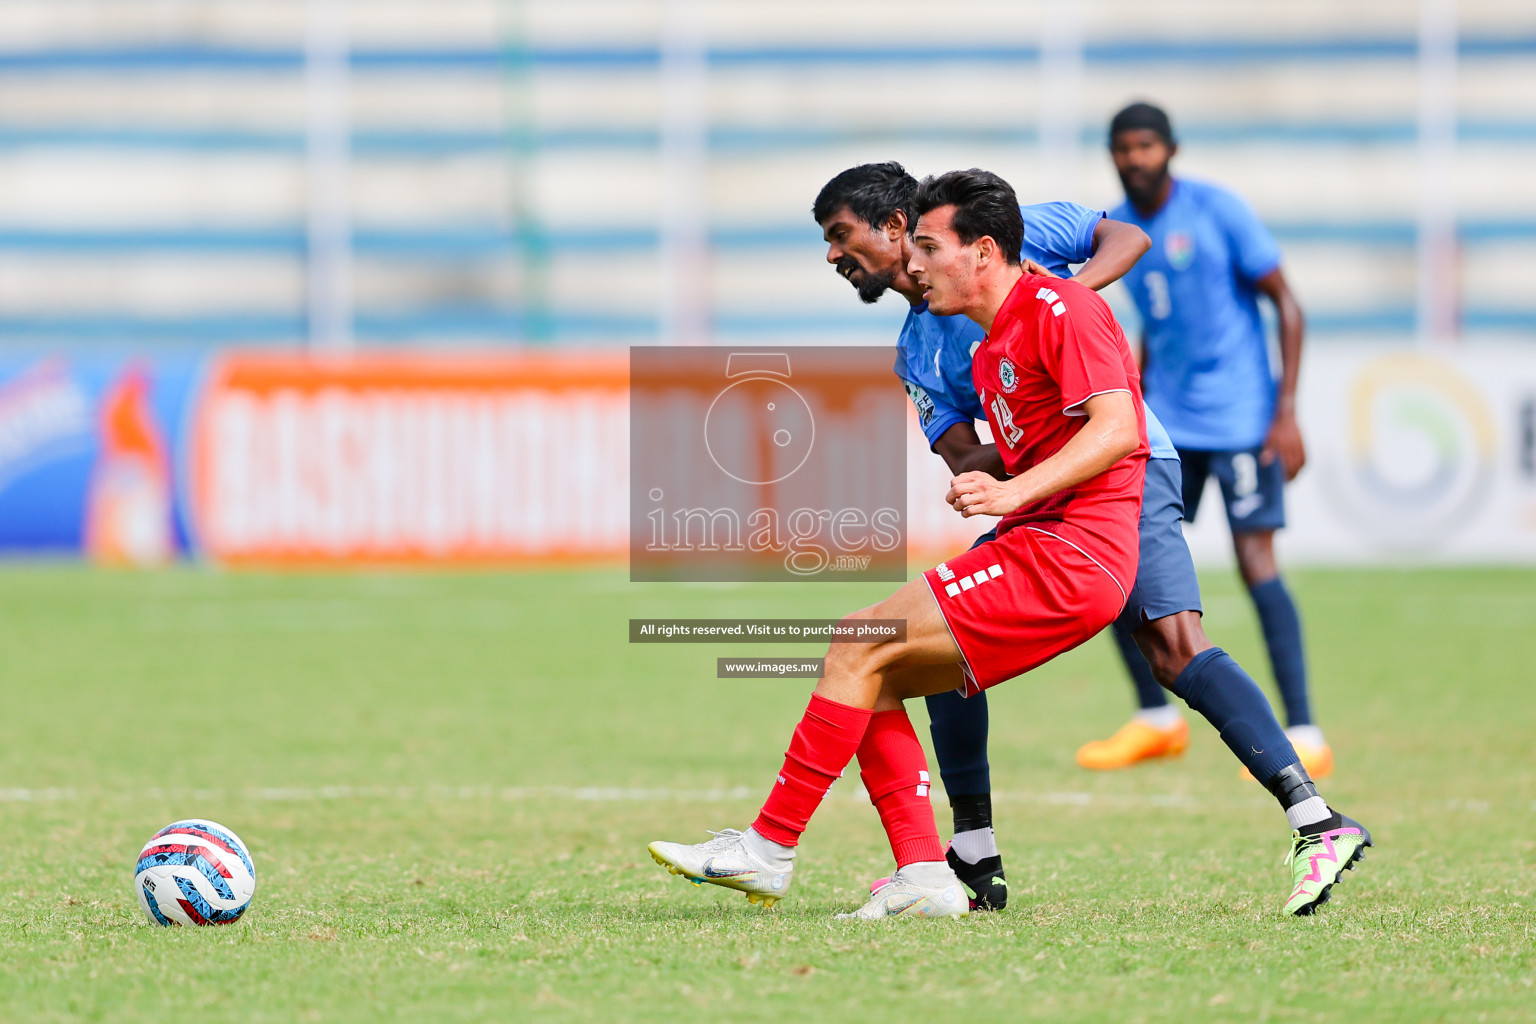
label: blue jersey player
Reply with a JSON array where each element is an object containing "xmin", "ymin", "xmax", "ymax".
[
  {"xmin": 1106, "ymin": 103, "xmax": 1331, "ymax": 779},
  {"xmin": 813, "ymin": 162, "xmax": 1368, "ymax": 916}
]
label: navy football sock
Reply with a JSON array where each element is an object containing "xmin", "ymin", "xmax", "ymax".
[
  {"xmin": 923, "ymin": 688, "xmax": 990, "ymax": 808},
  {"xmin": 1110, "ymin": 618, "xmax": 1170, "ymax": 710},
  {"xmin": 1248, "ymin": 576, "xmax": 1312, "ymax": 727},
  {"xmin": 1169, "ymin": 647, "xmax": 1297, "ymax": 782}
]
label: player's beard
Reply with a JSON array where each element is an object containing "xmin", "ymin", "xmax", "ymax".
[
  {"xmin": 837, "ymin": 256, "xmax": 896, "ymax": 304},
  {"xmin": 1119, "ymin": 164, "xmax": 1170, "ymax": 211}
]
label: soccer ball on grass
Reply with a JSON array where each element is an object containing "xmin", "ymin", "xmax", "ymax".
[{"xmin": 134, "ymin": 819, "xmax": 256, "ymax": 926}]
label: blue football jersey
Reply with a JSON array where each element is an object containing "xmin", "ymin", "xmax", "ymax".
[
  {"xmin": 1020, "ymin": 200, "xmax": 1102, "ymax": 275},
  {"xmin": 895, "ymin": 201, "xmax": 1177, "ymax": 460},
  {"xmin": 1110, "ymin": 178, "xmax": 1283, "ymax": 451}
]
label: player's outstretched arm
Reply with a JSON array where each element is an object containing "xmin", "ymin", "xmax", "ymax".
[
  {"xmin": 932, "ymin": 421, "xmax": 1007, "ymax": 477},
  {"xmin": 1072, "ymin": 219, "xmax": 1151, "ymax": 292},
  {"xmin": 1254, "ymin": 266, "xmax": 1306, "ymax": 481},
  {"xmin": 946, "ymin": 392, "xmax": 1141, "ymax": 517}
]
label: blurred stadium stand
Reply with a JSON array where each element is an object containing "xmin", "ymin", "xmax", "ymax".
[{"xmin": 0, "ymin": 0, "xmax": 1532, "ymax": 351}]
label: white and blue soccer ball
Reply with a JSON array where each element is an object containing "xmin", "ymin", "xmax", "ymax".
[{"xmin": 134, "ymin": 819, "xmax": 257, "ymax": 926}]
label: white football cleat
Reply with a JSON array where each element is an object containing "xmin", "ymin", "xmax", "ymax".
[
  {"xmin": 835, "ymin": 865, "xmax": 969, "ymax": 920},
  {"xmin": 647, "ymin": 828, "xmax": 793, "ymax": 908}
]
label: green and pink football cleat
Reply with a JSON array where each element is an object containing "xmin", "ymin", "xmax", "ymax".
[{"xmin": 1283, "ymin": 815, "xmax": 1373, "ymax": 916}]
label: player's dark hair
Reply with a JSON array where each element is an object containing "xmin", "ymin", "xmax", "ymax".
[
  {"xmin": 1109, "ymin": 101, "xmax": 1175, "ymax": 146},
  {"xmin": 909, "ymin": 169, "xmax": 1023, "ymax": 265},
  {"xmin": 812, "ymin": 161, "xmax": 918, "ymax": 231}
]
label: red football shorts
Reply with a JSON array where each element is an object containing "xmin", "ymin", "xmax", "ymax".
[{"xmin": 922, "ymin": 524, "xmax": 1129, "ymax": 697}]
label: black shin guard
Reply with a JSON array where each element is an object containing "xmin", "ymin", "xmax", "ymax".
[
  {"xmin": 1262, "ymin": 763, "xmax": 1318, "ymax": 808},
  {"xmin": 949, "ymin": 792, "xmax": 993, "ymax": 835},
  {"xmin": 1262, "ymin": 763, "xmax": 1341, "ymax": 834}
]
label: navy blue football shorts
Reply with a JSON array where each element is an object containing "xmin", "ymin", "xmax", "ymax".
[
  {"xmin": 1178, "ymin": 445, "xmax": 1287, "ymax": 533},
  {"xmin": 1115, "ymin": 455, "xmax": 1203, "ymax": 631}
]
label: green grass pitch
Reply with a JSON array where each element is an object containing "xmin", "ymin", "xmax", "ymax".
[{"xmin": 0, "ymin": 565, "xmax": 1532, "ymax": 1022}]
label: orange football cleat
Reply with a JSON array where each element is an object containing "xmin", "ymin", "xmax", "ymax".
[{"xmin": 1075, "ymin": 718, "xmax": 1190, "ymax": 770}]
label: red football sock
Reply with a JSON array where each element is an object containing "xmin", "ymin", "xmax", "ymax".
[
  {"xmin": 751, "ymin": 694, "xmax": 872, "ymax": 846},
  {"xmin": 858, "ymin": 709, "xmax": 945, "ymax": 867}
]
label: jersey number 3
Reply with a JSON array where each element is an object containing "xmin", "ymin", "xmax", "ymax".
[
  {"xmin": 990, "ymin": 394, "xmax": 1024, "ymax": 448},
  {"xmin": 1145, "ymin": 270, "xmax": 1172, "ymax": 320}
]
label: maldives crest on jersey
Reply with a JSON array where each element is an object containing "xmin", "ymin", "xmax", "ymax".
[
  {"xmin": 1164, "ymin": 232, "xmax": 1195, "ymax": 271},
  {"xmin": 998, "ymin": 358, "xmax": 1018, "ymax": 393}
]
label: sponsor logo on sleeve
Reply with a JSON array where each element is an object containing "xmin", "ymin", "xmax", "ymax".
[{"xmin": 904, "ymin": 381, "xmax": 936, "ymax": 427}]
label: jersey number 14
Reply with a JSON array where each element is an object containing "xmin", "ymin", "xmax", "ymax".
[{"xmin": 990, "ymin": 394, "xmax": 1024, "ymax": 448}]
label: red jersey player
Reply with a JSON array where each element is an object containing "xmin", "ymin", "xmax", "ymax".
[
  {"xmin": 647, "ymin": 168, "xmax": 1151, "ymax": 920},
  {"xmin": 646, "ymin": 169, "xmax": 1369, "ymax": 920},
  {"xmin": 926, "ymin": 231, "xmax": 1150, "ymax": 697}
]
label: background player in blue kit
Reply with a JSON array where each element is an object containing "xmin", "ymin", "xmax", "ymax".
[
  {"xmin": 812, "ymin": 163, "xmax": 1362, "ymax": 915},
  {"xmin": 1105, "ymin": 103, "xmax": 1332, "ymax": 779}
]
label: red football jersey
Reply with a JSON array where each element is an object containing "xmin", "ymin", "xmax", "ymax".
[{"xmin": 971, "ymin": 273, "xmax": 1149, "ymax": 591}]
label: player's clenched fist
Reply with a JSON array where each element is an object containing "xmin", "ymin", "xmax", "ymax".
[{"xmin": 946, "ymin": 471, "xmax": 1022, "ymax": 518}]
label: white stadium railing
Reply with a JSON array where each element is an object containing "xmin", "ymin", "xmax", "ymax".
[{"xmin": 0, "ymin": 0, "xmax": 1531, "ymax": 350}]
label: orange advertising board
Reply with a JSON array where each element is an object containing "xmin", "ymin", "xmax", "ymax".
[
  {"xmin": 186, "ymin": 349, "xmax": 982, "ymax": 567},
  {"xmin": 188, "ymin": 351, "xmax": 630, "ymax": 565}
]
